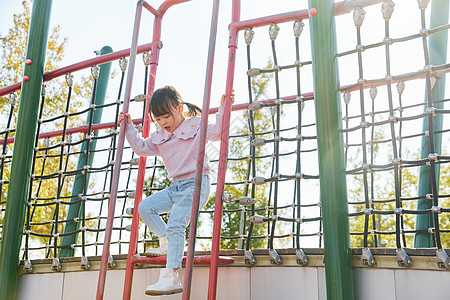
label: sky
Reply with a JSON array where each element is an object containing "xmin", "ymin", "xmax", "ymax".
[{"xmin": 2, "ymin": 1, "xmax": 450, "ymax": 250}]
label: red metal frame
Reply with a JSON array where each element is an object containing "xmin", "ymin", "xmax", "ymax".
[
  {"xmin": 131, "ymin": 255, "xmax": 234, "ymax": 265},
  {"xmin": 182, "ymin": 1, "xmax": 221, "ymax": 299},
  {"xmin": 0, "ymin": 42, "xmax": 160, "ymax": 98},
  {"xmin": 120, "ymin": 1, "xmax": 190, "ymax": 300},
  {"xmin": 205, "ymin": 0, "xmax": 380, "ymax": 299}
]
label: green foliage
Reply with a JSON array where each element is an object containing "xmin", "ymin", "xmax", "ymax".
[{"xmin": 0, "ymin": 0, "xmax": 91, "ymax": 249}]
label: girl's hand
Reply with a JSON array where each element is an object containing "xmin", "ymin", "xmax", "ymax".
[
  {"xmin": 118, "ymin": 112, "xmax": 132, "ymax": 125},
  {"xmin": 221, "ymin": 90, "xmax": 235, "ymax": 106}
]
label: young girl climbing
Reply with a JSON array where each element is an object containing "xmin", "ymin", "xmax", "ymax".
[{"xmin": 118, "ymin": 86, "xmax": 234, "ymax": 296}]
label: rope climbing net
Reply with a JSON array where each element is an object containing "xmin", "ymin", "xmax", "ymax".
[{"xmin": 0, "ymin": 0, "xmax": 449, "ymax": 273}]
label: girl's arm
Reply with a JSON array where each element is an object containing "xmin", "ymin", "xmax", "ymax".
[
  {"xmin": 119, "ymin": 112, "xmax": 160, "ymax": 157},
  {"xmin": 207, "ymin": 92, "xmax": 235, "ymax": 141}
]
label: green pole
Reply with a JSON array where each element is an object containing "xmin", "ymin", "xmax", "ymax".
[
  {"xmin": 308, "ymin": 1, "xmax": 354, "ymax": 299},
  {"xmin": 59, "ymin": 46, "xmax": 113, "ymax": 258},
  {"xmin": 414, "ymin": 0, "xmax": 448, "ymax": 248},
  {"xmin": 0, "ymin": 0, "xmax": 53, "ymax": 299}
]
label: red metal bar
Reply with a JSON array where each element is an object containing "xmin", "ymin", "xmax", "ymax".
[
  {"xmin": 0, "ymin": 42, "xmax": 160, "ymax": 98},
  {"xmin": 159, "ymin": 0, "xmax": 190, "ymax": 17},
  {"xmin": 182, "ymin": 1, "xmax": 220, "ymax": 299},
  {"xmin": 227, "ymin": 0, "xmax": 364, "ymax": 33},
  {"xmin": 142, "ymin": 1, "xmax": 160, "ymax": 17},
  {"xmin": 207, "ymin": 1, "xmax": 240, "ymax": 300},
  {"xmin": 230, "ymin": 9, "xmax": 308, "ymax": 32},
  {"xmin": 96, "ymin": 1, "xmax": 144, "ymax": 299},
  {"xmin": 122, "ymin": 1, "xmax": 191, "ymax": 299},
  {"xmin": 131, "ymin": 255, "xmax": 234, "ymax": 265},
  {"xmin": 121, "ymin": 9, "xmax": 162, "ymax": 300},
  {"xmin": 6, "ymin": 55, "xmax": 450, "ymax": 146}
]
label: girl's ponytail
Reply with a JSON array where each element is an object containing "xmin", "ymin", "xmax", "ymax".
[{"xmin": 184, "ymin": 102, "xmax": 202, "ymax": 117}]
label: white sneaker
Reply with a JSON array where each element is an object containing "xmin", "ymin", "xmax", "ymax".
[
  {"xmin": 144, "ymin": 236, "xmax": 168, "ymax": 257},
  {"xmin": 145, "ymin": 268, "xmax": 183, "ymax": 296}
]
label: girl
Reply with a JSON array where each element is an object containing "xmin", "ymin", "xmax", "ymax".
[{"xmin": 119, "ymin": 86, "xmax": 234, "ymax": 296}]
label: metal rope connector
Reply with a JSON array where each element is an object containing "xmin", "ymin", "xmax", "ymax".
[
  {"xmin": 244, "ymin": 28, "xmax": 255, "ymax": 45},
  {"xmin": 396, "ymin": 249, "xmax": 412, "ymax": 267},
  {"xmin": 222, "ymin": 192, "xmax": 235, "ymax": 204},
  {"xmin": 51, "ymin": 258, "xmax": 62, "ymax": 272},
  {"xmin": 296, "ymin": 249, "xmax": 308, "ymax": 266},
  {"xmin": 269, "ymin": 24, "xmax": 280, "ymax": 40},
  {"xmin": 129, "ymin": 158, "xmax": 140, "ymax": 165},
  {"xmin": 344, "ymin": 92, "xmax": 351, "ymax": 104},
  {"xmin": 108, "ymin": 255, "xmax": 117, "ymax": 269},
  {"xmin": 382, "ymin": 0, "xmax": 395, "ymax": 20},
  {"xmin": 9, "ymin": 92, "xmax": 17, "ymax": 105},
  {"xmin": 80, "ymin": 256, "xmax": 91, "ymax": 270},
  {"xmin": 143, "ymin": 51, "xmax": 151, "ymax": 67},
  {"xmin": 293, "ymin": 20, "xmax": 304, "ymax": 37},
  {"xmin": 23, "ymin": 260, "xmax": 33, "ymax": 273},
  {"xmin": 91, "ymin": 65, "xmax": 100, "ymax": 79},
  {"xmin": 269, "ymin": 249, "xmax": 282, "ymax": 265},
  {"xmin": 250, "ymin": 215, "xmax": 265, "ymax": 224},
  {"xmin": 247, "ymin": 68, "xmax": 261, "ymax": 77},
  {"xmin": 119, "ymin": 57, "xmax": 128, "ymax": 72},
  {"xmin": 251, "ymin": 177, "xmax": 266, "ymax": 185},
  {"xmin": 436, "ymin": 249, "xmax": 450, "ymax": 269},
  {"xmin": 251, "ymin": 138, "xmax": 266, "ymax": 147},
  {"xmin": 353, "ymin": 7, "xmax": 366, "ymax": 27},
  {"xmin": 65, "ymin": 73, "xmax": 73, "ymax": 87},
  {"xmin": 244, "ymin": 250, "xmax": 256, "ymax": 265},
  {"xmin": 417, "ymin": 0, "xmax": 430, "ymax": 10},
  {"xmin": 361, "ymin": 248, "xmax": 376, "ymax": 266},
  {"xmin": 133, "ymin": 94, "xmax": 146, "ymax": 102}
]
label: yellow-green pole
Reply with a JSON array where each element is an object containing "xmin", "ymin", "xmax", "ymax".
[
  {"xmin": 0, "ymin": 0, "xmax": 53, "ymax": 299},
  {"xmin": 308, "ymin": 1, "xmax": 354, "ymax": 299},
  {"xmin": 59, "ymin": 46, "xmax": 113, "ymax": 258}
]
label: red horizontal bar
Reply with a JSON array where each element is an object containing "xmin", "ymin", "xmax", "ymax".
[
  {"xmin": 230, "ymin": 10, "xmax": 309, "ymax": 32},
  {"xmin": 3, "ymin": 61, "xmax": 448, "ymax": 147},
  {"xmin": 143, "ymin": 1, "xmax": 160, "ymax": 17},
  {"xmin": 229, "ymin": 1, "xmax": 353, "ymax": 33},
  {"xmin": 0, "ymin": 41, "xmax": 162, "ymax": 97},
  {"xmin": 132, "ymin": 255, "xmax": 234, "ymax": 266}
]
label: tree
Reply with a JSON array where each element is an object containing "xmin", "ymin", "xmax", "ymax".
[{"xmin": 0, "ymin": 0, "xmax": 91, "ymax": 254}]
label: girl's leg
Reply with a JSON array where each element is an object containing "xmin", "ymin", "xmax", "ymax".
[
  {"xmin": 138, "ymin": 186, "xmax": 173, "ymax": 238},
  {"xmin": 165, "ymin": 176, "xmax": 210, "ymax": 269}
]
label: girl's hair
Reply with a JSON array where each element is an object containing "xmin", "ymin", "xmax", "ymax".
[{"xmin": 149, "ymin": 86, "xmax": 202, "ymax": 118}]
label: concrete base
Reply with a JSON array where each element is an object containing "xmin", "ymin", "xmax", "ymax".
[{"xmin": 17, "ymin": 264, "xmax": 449, "ymax": 300}]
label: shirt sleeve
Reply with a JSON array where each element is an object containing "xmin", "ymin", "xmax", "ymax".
[
  {"xmin": 124, "ymin": 123, "xmax": 160, "ymax": 157},
  {"xmin": 207, "ymin": 105, "xmax": 224, "ymax": 141}
]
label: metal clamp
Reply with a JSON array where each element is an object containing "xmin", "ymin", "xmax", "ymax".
[
  {"xmin": 269, "ymin": 249, "xmax": 282, "ymax": 265},
  {"xmin": 23, "ymin": 260, "xmax": 33, "ymax": 273},
  {"xmin": 296, "ymin": 249, "xmax": 308, "ymax": 266},
  {"xmin": 80, "ymin": 256, "xmax": 91, "ymax": 270},
  {"xmin": 51, "ymin": 258, "xmax": 62, "ymax": 272},
  {"xmin": 361, "ymin": 248, "xmax": 376, "ymax": 266},
  {"xmin": 244, "ymin": 250, "xmax": 256, "ymax": 265},
  {"xmin": 436, "ymin": 249, "xmax": 450, "ymax": 269},
  {"xmin": 108, "ymin": 255, "xmax": 117, "ymax": 269},
  {"xmin": 396, "ymin": 249, "xmax": 412, "ymax": 267}
]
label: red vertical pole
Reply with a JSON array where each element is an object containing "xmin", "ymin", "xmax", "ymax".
[
  {"xmin": 96, "ymin": 1, "xmax": 144, "ymax": 299},
  {"xmin": 182, "ymin": 1, "xmax": 221, "ymax": 299},
  {"xmin": 121, "ymin": 16, "xmax": 163, "ymax": 300},
  {"xmin": 207, "ymin": 1, "xmax": 240, "ymax": 299}
]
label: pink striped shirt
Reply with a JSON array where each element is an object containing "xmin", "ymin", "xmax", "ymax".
[{"xmin": 125, "ymin": 106, "xmax": 224, "ymax": 181}]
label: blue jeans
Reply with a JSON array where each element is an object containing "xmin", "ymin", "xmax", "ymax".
[{"xmin": 138, "ymin": 175, "xmax": 210, "ymax": 269}]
